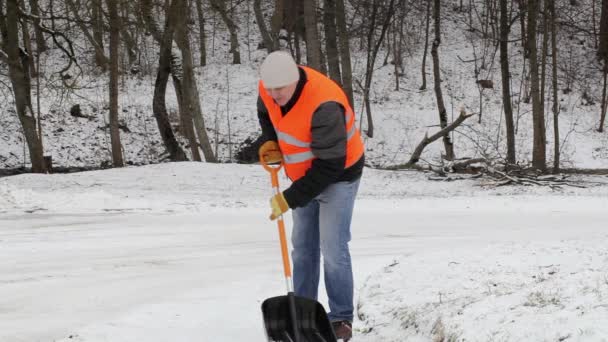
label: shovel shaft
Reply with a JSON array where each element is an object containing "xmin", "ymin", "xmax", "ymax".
[
  {"xmin": 270, "ymin": 169, "xmax": 293, "ymax": 287},
  {"xmin": 262, "ymin": 155, "xmax": 294, "ymax": 292}
]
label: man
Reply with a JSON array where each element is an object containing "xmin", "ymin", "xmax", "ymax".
[{"xmin": 257, "ymin": 50, "xmax": 365, "ymax": 341}]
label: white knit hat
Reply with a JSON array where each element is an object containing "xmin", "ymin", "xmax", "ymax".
[{"xmin": 260, "ymin": 51, "xmax": 299, "ymax": 88}]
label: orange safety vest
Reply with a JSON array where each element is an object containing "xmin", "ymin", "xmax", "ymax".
[{"xmin": 259, "ymin": 66, "xmax": 364, "ymax": 181}]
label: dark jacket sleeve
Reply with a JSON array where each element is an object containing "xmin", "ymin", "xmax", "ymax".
[
  {"xmin": 257, "ymin": 96, "xmax": 277, "ymax": 142},
  {"xmin": 283, "ymin": 102, "xmax": 346, "ymax": 208}
]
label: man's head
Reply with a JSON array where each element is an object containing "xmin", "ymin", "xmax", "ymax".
[{"xmin": 260, "ymin": 51, "xmax": 299, "ymax": 106}]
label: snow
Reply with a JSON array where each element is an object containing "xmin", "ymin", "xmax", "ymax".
[{"xmin": 2, "ymin": 163, "xmax": 608, "ymax": 341}]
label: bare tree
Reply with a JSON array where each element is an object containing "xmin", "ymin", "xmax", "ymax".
[
  {"xmin": 499, "ymin": 0, "xmax": 515, "ymax": 164},
  {"xmin": 28, "ymin": 0, "xmax": 47, "ymax": 53},
  {"xmin": 335, "ymin": 0, "xmax": 354, "ymax": 106},
  {"xmin": 253, "ymin": 0, "xmax": 271, "ymax": 50},
  {"xmin": 528, "ymin": 0, "xmax": 546, "ymax": 171},
  {"xmin": 175, "ymin": 0, "xmax": 217, "ymax": 162},
  {"xmin": 66, "ymin": 0, "xmax": 109, "ymax": 71},
  {"xmin": 360, "ymin": 0, "xmax": 395, "ymax": 138},
  {"xmin": 174, "ymin": 0, "xmax": 201, "ymax": 162},
  {"xmin": 152, "ymin": 0, "xmax": 187, "ymax": 161},
  {"xmin": 209, "ymin": 0, "xmax": 241, "ymax": 64},
  {"xmin": 2, "ymin": 0, "xmax": 46, "ymax": 172},
  {"xmin": 303, "ymin": 0, "xmax": 323, "ymax": 71},
  {"xmin": 431, "ymin": 0, "xmax": 454, "ymax": 160},
  {"xmin": 107, "ymin": 0, "xmax": 124, "ymax": 167},
  {"xmin": 599, "ymin": 0, "xmax": 608, "ymax": 60},
  {"xmin": 549, "ymin": 0, "xmax": 559, "ymax": 172},
  {"xmin": 598, "ymin": 0, "xmax": 608, "ymax": 131},
  {"xmin": 324, "ymin": 0, "xmax": 341, "ymax": 84},
  {"xmin": 420, "ymin": 0, "xmax": 431, "ymax": 90},
  {"xmin": 195, "ymin": 0, "xmax": 207, "ymax": 65}
]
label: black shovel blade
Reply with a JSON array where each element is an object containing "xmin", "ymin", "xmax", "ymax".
[{"xmin": 262, "ymin": 294, "xmax": 337, "ymax": 342}]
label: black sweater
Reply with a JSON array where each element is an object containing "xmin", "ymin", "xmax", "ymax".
[{"xmin": 257, "ymin": 67, "xmax": 364, "ymax": 208}]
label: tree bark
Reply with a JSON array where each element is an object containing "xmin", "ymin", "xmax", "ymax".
[
  {"xmin": 361, "ymin": 0, "xmax": 395, "ymax": 139},
  {"xmin": 335, "ymin": 0, "xmax": 353, "ymax": 107},
  {"xmin": 3, "ymin": 0, "xmax": 46, "ymax": 172},
  {"xmin": 270, "ymin": 0, "xmax": 284, "ymax": 50},
  {"xmin": 92, "ymin": 0, "xmax": 104, "ymax": 55},
  {"xmin": 153, "ymin": 0, "xmax": 188, "ymax": 162},
  {"xmin": 253, "ymin": 0, "xmax": 275, "ymax": 51},
  {"xmin": 195, "ymin": 0, "xmax": 207, "ymax": 66},
  {"xmin": 528, "ymin": 0, "xmax": 546, "ymax": 171},
  {"xmin": 175, "ymin": 0, "xmax": 218, "ymax": 162},
  {"xmin": 28, "ymin": 0, "xmax": 47, "ymax": 53},
  {"xmin": 499, "ymin": 0, "xmax": 515, "ymax": 164},
  {"xmin": 431, "ymin": 0, "xmax": 455, "ymax": 160},
  {"xmin": 549, "ymin": 0, "xmax": 559, "ymax": 172},
  {"xmin": 420, "ymin": 0, "xmax": 431, "ymax": 90},
  {"xmin": 599, "ymin": 62, "xmax": 608, "ymax": 132},
  {"xmin": 324, "ymin": 0, "xmax": 341, "ymax": 84},
  {"xmin": 303, "ymin": 0, "xmax": 323, "ymax": 71},
  {"xmin": 119, "ymin": 2, "xmax": 138, "ymax": 65},
  {"xmin": 598, "ymin": 0, "xmax": 608, "ymax": 60},
  {"xmin": 107, "ymin": 0, "xmax": 125, "ymax": 167}
]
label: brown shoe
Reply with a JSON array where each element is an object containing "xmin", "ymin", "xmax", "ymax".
[{"xmin": 332, "ymin": 320, "xmax": 352, "ymax": 341}]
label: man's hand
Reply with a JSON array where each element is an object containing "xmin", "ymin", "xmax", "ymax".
[
  {"xmin": 270, "ymin": 192, "xmax": 289, "ymax": 220},
  {"xmin": 259, "ymin": 141, "xmax": 282, "ymax": 164}
]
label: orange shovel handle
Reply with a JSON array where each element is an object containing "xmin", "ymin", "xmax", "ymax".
[{"xmin": 260, "ymin": 151, "xmax": 292, "ymax": 280}]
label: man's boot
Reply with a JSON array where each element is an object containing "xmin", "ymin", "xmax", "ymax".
[{"xmin": 332, "ymin": 320, "xmax": 352, "ymax": 341}]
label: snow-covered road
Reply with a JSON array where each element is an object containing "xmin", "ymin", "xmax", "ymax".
[{"xmin": 1, "ymin": 163, "xmax": 607, "ymax": 341}]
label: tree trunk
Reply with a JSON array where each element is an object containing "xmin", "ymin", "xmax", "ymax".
[
  {"xmin": 520, "ymin": 0, "xmax": 528, "ymax": 58},
  {"xmin": 270, "ymin": 0, "xmax": 284, "ymax": 51},
  {"xmin": 540, "ymin": 0, "xmax": 549, "ymax": 122},
  {"xmin": 253, "ymin": 0, "xmax": 275, "ymax": 51},
  {"xmin": 499, "ymin": 0, "xmax": 515, "ymax": 165},
  {"xmin": 420, "ymin": 0, "xmax": 431, "ymax": 90},
  {"xmin": 140, "ymin": 0, "xmax": 163, "ymax": 42},
  {"xmin": 66, "ymin": 0, "xmax": 108, "ymax": 71},
  {"xmin": 598, "ymin": 0, "xmax": 608, "ymax": 60},
  {"xmin": 360, "ymin": 0, "xmax": 395, "ymax": 139},
  {"xmin": 431, "ymin": 0, "xmax": 454, "ymax": 160},
  {"xmin": 599, "ymin": 62, "xmax": 608, "ymax": 132},
  {"xmin": 21, "ymin": 18, "xmax": 37, "ymax": 76},
  {"xmin": 108, "ymin": 0, "xmax": 125, "ymax": 167},
  {"xmin": 29, "ymin": 0, "xmax": 48, "ymax": 53},
  {"xmin": 174, "ymin": 3, "xmax": 201, "ymax": 162},
  {"xmin": 303, "ymin": 0, "xmax": 323, "ymax": 71},
  {"xmin": 209, "ymin": 0, "xmax": 241, "ymax": 64},
  {"xmin": 335, "ymin": 0, "xmax": 354, "ymax": 107},
  {"xmin": 3, "ymin": 0, "xmax": 46, "ymax": 173},
  {"xmin": 324, "ymin": 0, "xmax": 341, "ymax": 84},
  {"xmin": 195, "ymin": 0, "xmax": 207, "ymax": 65},
  {"xmin": 153, "ymin": 0, "xmax": 188, "ymax": 162},
  {"xmin": 550, "ymin": 0, "xmax": 559, "ymax": 172},
  {"xmin": 119, "ymin": 2, "xmax": 138, "ymax": 65},
  {"xmin": 92, "ymin": 0, "xmax": 104, "ymax": 55},
  {"xmin": 528, "ymin": 0, "xmax": 546, "ymax": 171},
  {"xmin": 175, "ymin": 0, "xmax": 217, "ymax": 162}
]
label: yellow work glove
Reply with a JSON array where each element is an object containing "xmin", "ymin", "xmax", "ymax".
[
  {"xmin": 259, "ymin": 140, "xmax": 283, "ymax": 164},
  {"xmin": 269, "ymin": 192, "xmax": 290, "ymax": 220}
]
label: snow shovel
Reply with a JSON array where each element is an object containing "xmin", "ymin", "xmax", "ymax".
[{"xmin": 260, "ymin": 153, "xmax": 336, "ymax": 342}]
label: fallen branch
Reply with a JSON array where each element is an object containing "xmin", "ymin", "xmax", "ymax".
[{"xmin": 387, "ymin": 108, "xmax": 476, "ymax": 170}]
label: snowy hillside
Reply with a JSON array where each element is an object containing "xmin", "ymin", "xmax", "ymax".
[{"xmin": 2, "ymin": 1, "xmax": 608, "ymax": 170}]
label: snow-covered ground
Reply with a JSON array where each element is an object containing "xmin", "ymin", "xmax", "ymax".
[{"xmin": 2, "ymin": 163, "xmax": 608, "ymax": 341}]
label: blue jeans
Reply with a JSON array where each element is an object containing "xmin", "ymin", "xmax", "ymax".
[{"xmin": 291, "ymin": 178, "xmax": 360, "ymax": 322}]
